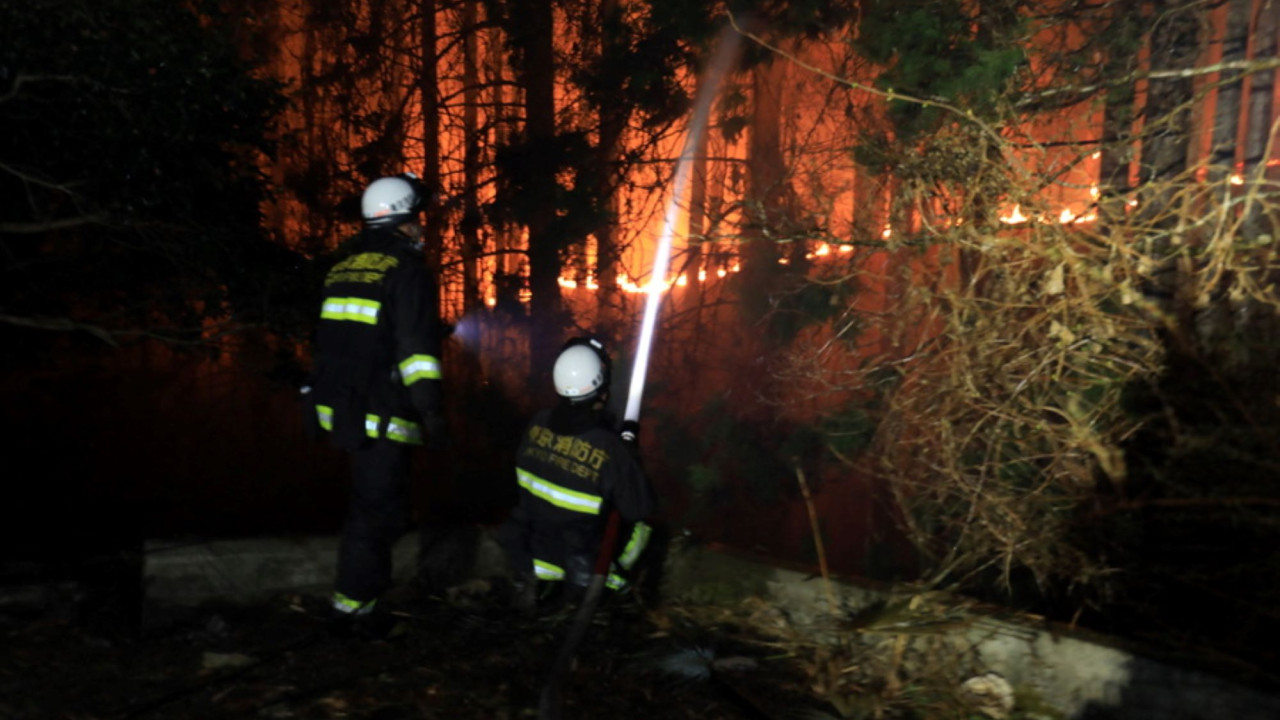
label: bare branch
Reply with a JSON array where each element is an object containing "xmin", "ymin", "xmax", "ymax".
[
  {"xmin": 0, "ymin": 73, "xmax": 85, "ymax": 104},
  {"xmin": 1, "ymin": 215, "xmax": 108, "ymax": 234},
  {"xmin": 0, "ymin": 314, "xmax": 118, "ymax": 345}
]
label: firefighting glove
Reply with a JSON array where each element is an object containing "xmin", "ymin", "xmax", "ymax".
[{"xmin": 423, "ymin": 412, "xmax": 450, "ymax": 450}]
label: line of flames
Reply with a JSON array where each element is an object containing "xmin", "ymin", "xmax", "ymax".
[
  {"xmin": 546, "ymin": 243, "xmax": 862, "ymax": 298},
  {"xmin": 525, "ymin": 169, "xmax": 1276, "ymax": 304}
]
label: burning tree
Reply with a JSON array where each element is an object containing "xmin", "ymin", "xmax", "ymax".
[{"xmin": 727, "ymin": 0, "xmax": 1280, "ymax": 660}]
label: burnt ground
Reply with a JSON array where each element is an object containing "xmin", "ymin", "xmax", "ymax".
[{"xmin": 0, "ymin": 575, "xmax": 828, "ymax": 720}]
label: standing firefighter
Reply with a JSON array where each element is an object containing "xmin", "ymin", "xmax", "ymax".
[
  {"xmin": 501, "ymin": 337, "xmax": 655, "ymax": 611},
  {"xmin": 302, "ymin": 172, "xmax": 448, "ymax": 632}
]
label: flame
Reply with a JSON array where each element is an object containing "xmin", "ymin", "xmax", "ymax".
[
  {"xmin": 999, "ymin": 201, "xmax": 1099, "ymax": 226},
  {"xmin": 1001, "ymin": 204, "xmax": 1029, "ymax": 224}
]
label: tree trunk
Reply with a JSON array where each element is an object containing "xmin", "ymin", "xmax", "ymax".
[
  {"xmin": 687, "ymin": 115, "xmax": 709, "ymax": 311},
  {"xmin": 1097, "ymin": 5, "xmax": 1142, "ymax": 225},
  {"xmin": 738, "ymin": 57, "xmax": 789, "ymax": 323},
  {"xmin": 460, "ymin": 0, "xmax": 483, "ymax": 314},
  {"xmin": 1208, "ymin": 0, "xmax": 1249, "ymax": 187},
  {"xmin": 420, "ymin": 0, "xmax": 443, "ymax": 284},
  {"xmin": 1242, "ymin": 0, "xmax": 1278, "ymax": 235},
  {"xmin": 592, "ymin": 0, "xmax": 626, "ymax": 328},
  {"xmin": 1139, "ymin": 1, "xmax": 1200, "ymax": 203},
  {"xmin": 512, "ymin": 0, "xmax": 563, "ymax": 380},
  {"xmin": 488, "ymin": 21, "xmax": 518, "ymax": 311}
]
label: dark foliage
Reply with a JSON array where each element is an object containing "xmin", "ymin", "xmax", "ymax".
[{"xmin": 0, "ymin": 0, "xmax": 298, "ymax": 344}]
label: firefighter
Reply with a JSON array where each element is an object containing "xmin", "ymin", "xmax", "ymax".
[
  {"xmin": 301, "ymin": 172, "xmax": 448, "ymax": 632},
  {"xmin": 500, "ymin": 337, "xmax": 655, "ymax": 613}
]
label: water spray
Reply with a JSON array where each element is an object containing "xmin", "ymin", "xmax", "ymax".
[{"xmin": 621, "ymin": 29, "xmax": 742, "ymax": 437}]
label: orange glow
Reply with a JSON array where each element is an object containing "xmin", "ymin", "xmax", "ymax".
[{"xmin": 259, "ymin": 3, "xmax": 1279, "ymax": 324}]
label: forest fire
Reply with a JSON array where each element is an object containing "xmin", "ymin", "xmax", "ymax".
[{"xmin": 8, "ymin": 4, "xmax": 1280, "ymax": 720}]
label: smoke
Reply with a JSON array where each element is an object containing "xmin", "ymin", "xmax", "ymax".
[{"xmin": 450, "ymin": 309, "xmax": 484, "ymax": 352}]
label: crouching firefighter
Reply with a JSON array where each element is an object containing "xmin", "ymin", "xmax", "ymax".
[
  {"xmin": 500, "ymin": 337, "xmax": 655, "ymax": 613},
  {"xmin": 300, "ymin": 172, "xmax": 448, "ymax": 629}
]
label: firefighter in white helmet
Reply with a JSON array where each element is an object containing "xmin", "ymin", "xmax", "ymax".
[
  {"xmin": 500, "ymin": 337, "xmax": 655, "ymax": 613},
  {"xmin": 301, "ymin": 172, "xmax": 448, "ymax": 636}
]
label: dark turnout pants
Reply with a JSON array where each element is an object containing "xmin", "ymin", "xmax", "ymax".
[{"xmin": 336, "ymin": 439, "xmax": 412, "ymax": 606}]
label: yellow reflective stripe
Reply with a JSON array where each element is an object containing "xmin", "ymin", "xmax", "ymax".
[
  {"xmin": 399, "ymin": 354, "xmax": 442, "ymax": 384},
  {"xmin": 534, "ymin": 559, "xmax": 564, "ymax": 580},
  {"xmin": 316, "ymin": 408, "xmax": 421, "ymax": 444},
  {"xmin": 331, "ymin": 592, "xmax": 376, "ymax": 615},
  {"xmin": 617, "ymin": 522, "xmax": 651, "ymax": 570},
  {"xmin": 363, "ymin": 414, "xmax": 423, "ymax": 444},
  {"xmin": 531, "ymin": 559, "xmax": 627, "ymax": 590},
  {"xmin": 516, "ymin": 469, "xmax": 602, "ymax": 515},
  {"xmin": 384, "ymin": 416, "xmax": 423, "ymax": 444},
  {"xmin": 320, "ymin": 297, "xmax": 381, "ymax": 324}
]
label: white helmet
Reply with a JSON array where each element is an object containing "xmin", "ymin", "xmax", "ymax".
[
  {"xmin": 554, "ymin": 339, "xmax": 609, "ymax": 401},
  {"xmin": 361, "ymin": 173, "xmax": 424, "ymax": 225}
]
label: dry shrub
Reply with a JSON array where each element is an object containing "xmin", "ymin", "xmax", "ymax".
[
  {"xmin": 736, "ymin": 9, "xmax": 1280, "ymax": 653},
  {"xmin": 872, "ymin": 205, "xmax": 1162, "ymax": 591},
  {"xmin": 856, "ymin": 128, "xmax": 1280, "ymax": 600}
]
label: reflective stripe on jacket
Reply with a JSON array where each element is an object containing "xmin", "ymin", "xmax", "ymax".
[
  {"xmin": 308, "ymin": 228, "xmax": 444, "ymax": 449},
  {"xmin": 510, "ymin": 406, "xmax": 655, "ymax": 589},
  {"xmin": 529, "ymin": 520, "xmax": 651, "ymax": 590}
]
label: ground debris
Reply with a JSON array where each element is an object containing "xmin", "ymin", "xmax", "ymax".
[{"xmin": 1, "ymin": 586, "xmax": 822, "ymax": 720}]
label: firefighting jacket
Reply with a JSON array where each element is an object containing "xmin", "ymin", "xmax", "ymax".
[
  {"xmin": 508, "ymin": 403, "xmax": 655, "ymax": 589},
  {"xmin": 309, "ymin": 227, "xmax": 444, "ymax": 451}
]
